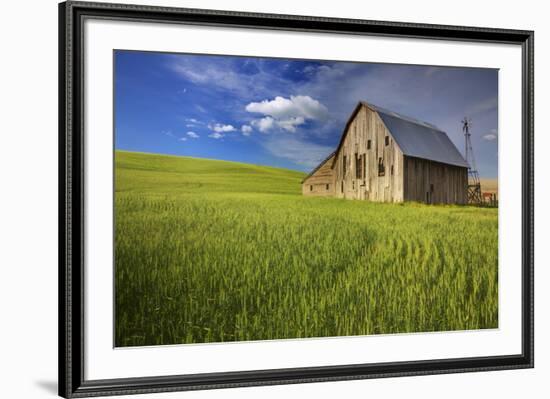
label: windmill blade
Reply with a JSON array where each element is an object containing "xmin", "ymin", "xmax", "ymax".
[{"xmin": 461, "ymin": 117, "xmax": 470, "ymax": 132}]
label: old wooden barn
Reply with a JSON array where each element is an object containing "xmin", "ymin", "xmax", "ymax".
[{"xmin": 302, "ymin": 101, "xmax": 469, "ymax": 204}]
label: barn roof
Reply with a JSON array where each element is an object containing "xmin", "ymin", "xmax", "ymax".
[
  {"xmin": 364, "ymin": 102, "xmax": 469, "ymax": 168},
  {"xmin": 301, "ymin": 151, "xmax": 335, "ymax": 183},
  {"xmin": 330, "ymin": 101, "xmax": 469, "ymax": 169}
]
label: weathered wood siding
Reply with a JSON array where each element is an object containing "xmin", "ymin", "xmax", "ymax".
[
  {"xmin": 403, "ymin": 156, "xmax": 468, "ymax": 204},
  {"xmin": 302, "ymin": 155, "xmax": 336, "ymax": 196},
  {"xmin": 333, "ymin": 106, "xmax": 404, "ymax": 202},
  {"xmin": 302, "ymin": 103, "xmax": 468, "ymax": 205}
]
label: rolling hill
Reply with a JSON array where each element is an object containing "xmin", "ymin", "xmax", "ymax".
[{"xmin": 116, "ymin": 150, "xmax": 306, "ymax": 196}]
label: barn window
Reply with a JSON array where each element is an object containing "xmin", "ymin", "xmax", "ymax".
[
  {"xmin": 378, "ymin": 158, "xmax": 385, "ymax": 176},
  {"xmin": 343, "ymin": 155, "xmax": 347, "ymax": 175},
  {"xmin": 385, "ymin": 136, "xmax": 390, "ymax": 146},
  {"xmin": 362, "ymin": 154, "xmax": 366, "ymax": 180},
  {"xmin": 326, "ymin": 184, "xmax": 329, "ymax": 190},
  {"xmin": 367, "ymin": 140, "xmax": 371, "ymax": 150},
  {"xmin": 310, "ymin": 185, "xmax": 313, "ymax": 192},
  {"xmin": 430, "ymin": 183, "xmax": 434, "ymax": 192},
  {"xmin": 341, "ymin": 181, "xmax": 344, "ymax": 193},
  {"xmin": 391, "ymin": 165, "xmax": 394, "ymax": 175},
  {"xmin": 355, "ymin": 153, "xmax": 362, "ymax": 179}
]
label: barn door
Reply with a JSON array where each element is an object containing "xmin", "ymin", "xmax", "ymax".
[{"xmin": 426, "ymin": 190, "xmax": 433, "ymax": 204}]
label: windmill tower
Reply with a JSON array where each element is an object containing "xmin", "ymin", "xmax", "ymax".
[{"xmin": 462, "ymin": 117, "xmax": 482, "ymax": 205}]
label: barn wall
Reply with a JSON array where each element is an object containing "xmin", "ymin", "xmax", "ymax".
[
  {"xmin": 302, "ymin": 155, "xmax": 336, "ymax": 196},
  {"xmin": 403, "ymin": 156, "xmax": 468, "ymax": 204},
  {"xmin": 333, "ymin": 106, "xmax": 404, "ymax": 202}
]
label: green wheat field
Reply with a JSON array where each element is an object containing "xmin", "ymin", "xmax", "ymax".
[{"xmin": 115, "ymin": 150, "xmax": 498, "ymax": 347}]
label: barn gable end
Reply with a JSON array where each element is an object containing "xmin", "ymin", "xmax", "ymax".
[
  {"xmin": 332, "ymin": 105, "xmax": 404, "ymax": 202},
  {"xmin": 302, "ymin": 153, "xmax": 336, "ymax": 196}
]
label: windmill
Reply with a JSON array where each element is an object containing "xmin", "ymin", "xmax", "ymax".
[{"xmin": 462, "ymin": 117, "xmax": 482, "ymax": 205}]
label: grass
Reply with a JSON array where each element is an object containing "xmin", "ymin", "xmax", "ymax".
[{"xmin": 115, "ymin": 150, "xmax": 498, "ymax": 347}]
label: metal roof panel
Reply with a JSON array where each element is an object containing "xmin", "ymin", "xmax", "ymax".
[{"xmin": 363, "ymin": 102, "xmax": 469, "ymax": 168}]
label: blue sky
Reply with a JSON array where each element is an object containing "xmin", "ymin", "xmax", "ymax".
[{"xmin": 115, "ymin": 50, "xmax": 498, "ymax": 178}]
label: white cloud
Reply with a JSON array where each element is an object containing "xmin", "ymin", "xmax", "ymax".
[
  {"xmin": 208, "ymin": 132, "xmax": 224, "ymax": 139},
  {"xmin": 245, "ymin": 95, "xmax": 328, "ymax": 122},
  {"xmin": 178, "ymin": 137, "xmax": 187, "ymax": 142},
  {"xmin": 251, "ymin": 115, "xmax": 306, "ymax": 133},
  {"xmin": 245, "ymin": 95, "xmax": 328, "ymax": 133},
  {"xmin": 170, "ymin": 57, "xmax": 295, "ymax": 100},
  {"xmin": 172, "ymin": 59, "xmax": 253, "ymax": 95},
  {"xmin": 208, "ymin": 123, "xmax": 236, "ymax": 133},
  {"xmin": 185, "ymin": 118, "xmax": 205, "ymax": 128},
  {"xmin": 173, "ymin": 66, "xmax": 210, "ymax": 85},
  {"xmin": 276, "ymin": 117, "xmax": 305, "ymax": 133},
  {"xmin": 483, "ymin": 128, "xmax": 498, "ymax": 141},
  {"xmin": 251, "ymin": 117, "xmax": 275, "ymax": 133},
  {"xmin": 241, "ymin": 125, "xmax": 253, "ymax": 136},
  {"xmin": 186, "ymin": 131, "xmax": 199, "ymax": 138}
]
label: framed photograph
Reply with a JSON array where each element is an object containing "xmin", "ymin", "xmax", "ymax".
[{"xmin": 59, "ymin": 1, "xmax": 534, "ymax": 397}]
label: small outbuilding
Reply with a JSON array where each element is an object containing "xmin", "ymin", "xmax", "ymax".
[{"xmin": 302, "ymin": 101, "xmax": 469, "ymax": 204}]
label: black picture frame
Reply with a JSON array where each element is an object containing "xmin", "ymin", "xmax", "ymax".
[{"xmin": 59, "ymin": 1, "xmax": 534, "ymax": 397}]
